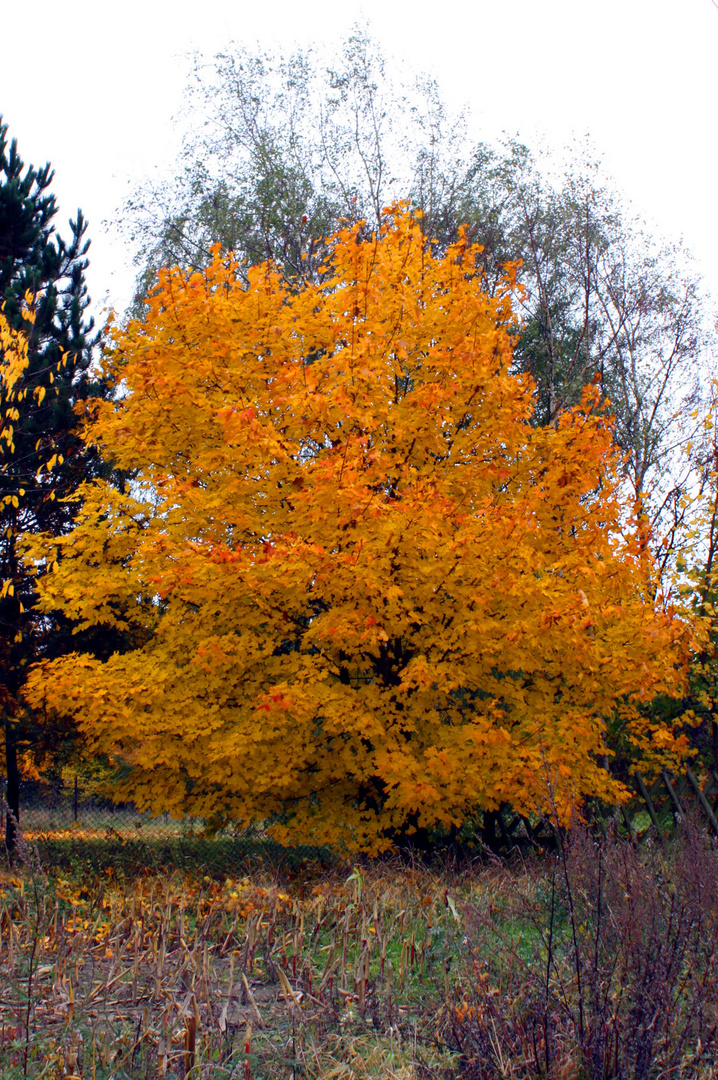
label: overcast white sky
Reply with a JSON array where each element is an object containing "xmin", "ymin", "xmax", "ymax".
[{"xmin": 1, "ymin": 0, "xmax": 717, "ymax": 322}]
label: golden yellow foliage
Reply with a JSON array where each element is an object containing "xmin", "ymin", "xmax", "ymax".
[
  {"xmin": 23, "ymin": 209, "xmax": 691, "ymax": 851},
  {"xmin": 0, "ymin": 304, "xmax": 30, "ymax": 457}
]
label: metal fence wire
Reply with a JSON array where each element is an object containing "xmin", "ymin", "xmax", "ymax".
[
  {"xmin": 2, "ymin": 766, "xmax": 718, "ymax": 871},
  {"xmin": 0, "ymin": 777, "xmax": 335, "ymax": 873}
]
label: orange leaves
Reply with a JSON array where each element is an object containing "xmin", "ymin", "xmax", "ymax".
[{"xmin": 21, "ymin": 207, "xmax": 692, "ymax": 851}]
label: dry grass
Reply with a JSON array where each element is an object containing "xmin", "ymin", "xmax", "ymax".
[
  {"xmin": 2, "ymin": 822, "xmax": 718, "ymax": 1079},
  {"xmin": 0, "ymin": 847, "xmax": 470, "ymax": 1079}
]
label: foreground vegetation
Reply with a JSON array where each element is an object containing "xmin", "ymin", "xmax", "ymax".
[{"xmin": 2, "ymin": 820, "xmax": 717, "ymax": 1079}]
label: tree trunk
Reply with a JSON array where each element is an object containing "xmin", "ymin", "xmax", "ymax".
[
  {"xmin": 4, "ymin": 717, "xmax": 19, "ymax": 858},
  {"xmin": 482, "ymin": 809, "xmax": 498, "ymax": 852}
]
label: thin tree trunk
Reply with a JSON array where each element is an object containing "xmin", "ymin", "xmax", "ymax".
[{"xmin": 4, "ymin": 717, "xmax": 19, "ymax": 858}]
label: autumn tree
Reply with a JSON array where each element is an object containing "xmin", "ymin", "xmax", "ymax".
[
  {"xmin": 0, "ymin": 117, "xmax": 101, "ymax": 852},
  {"xmin": 24, "ymin": 209, "xmax": 691, "ymax": 852}
]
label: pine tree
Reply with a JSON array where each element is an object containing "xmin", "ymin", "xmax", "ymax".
[{"xmin": 0, "ymin": 116, "xmax": 100, "ymax": 854}]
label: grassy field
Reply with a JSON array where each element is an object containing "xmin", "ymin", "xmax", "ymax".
[{"xmin": 1, "ymin": 821, "xmax": 718, "ymax": 1079}]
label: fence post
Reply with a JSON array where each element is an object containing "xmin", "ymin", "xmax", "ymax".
[
  {"xmin": 662, "ymin": 770, "xmax": 684, "ymax": 820},
  {"xmin": 685, "ymin": 767, "xmax": 718, "ymax": 837},
  {"xmin": 635, "ymin": 771, "xmax": 664, "ymax": 842}
]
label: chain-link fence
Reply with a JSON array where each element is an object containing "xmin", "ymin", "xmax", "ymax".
[
  {"xmin": 3, "ymin": 776, "xmax": 193, "ymax": 838},
  {"xmin": 3, "ymin": 766, "xmax": 718, "ymax": 873},
  {"xmin": 0, "ymin": 776, "xmax": 335, "ymax": 874}
]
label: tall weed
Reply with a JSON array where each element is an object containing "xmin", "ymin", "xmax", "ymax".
[{"xmin": 444, "ymin": 818, "xmax": 718, "ymax": 1079}]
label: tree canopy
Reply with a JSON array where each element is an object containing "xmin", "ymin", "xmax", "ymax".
[{"xmin": 24, "ymin": 209, "xmax": 691, "ymax": 852}]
